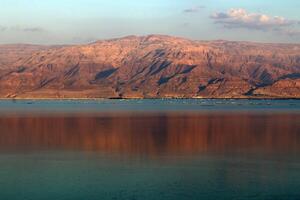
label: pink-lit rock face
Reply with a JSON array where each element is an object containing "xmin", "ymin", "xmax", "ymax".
[
  {"xmin": 0, "ymin": 35, "xmax": 299, "ymax": 98},
  {"xmin": 0, "ymin": 44, "xmax": 52, "ymax": 69}
]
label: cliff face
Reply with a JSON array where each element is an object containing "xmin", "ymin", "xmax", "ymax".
[
  {"xmin": 0, "ymin": 35, "xmax": 299, "ymax": 98},
  {"xmin": 0, "ymin": 44, "xmax": 52, "ymax": 69}
]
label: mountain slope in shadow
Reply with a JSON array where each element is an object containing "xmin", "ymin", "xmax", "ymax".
[{"xmin": 0, "ymin": 35, "xmax": 299, "ymax": 98}]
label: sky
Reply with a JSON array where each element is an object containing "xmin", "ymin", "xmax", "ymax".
[{"xmin": 0, "ymin": 0, "xmax": 300, "ymax": 44}]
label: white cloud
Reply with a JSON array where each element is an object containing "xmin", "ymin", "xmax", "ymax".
[
  {"xmin": 284, "ymin": 29, "xmax": 300, "ymax": 37},
  {"xmin": 0, "ymin": 25, "xmax": 46, "ymax": 33},
  {"xmin": 211, "ymin": 8, "xmax": 297, "ymax": 31},
  {"xmin": 183, "ymin": 6, "xmax": 205, "ymax": 13},
  {"xmin": 10, "ymin": 26, "xmax": 46, "ymax": 33},
  {"xmin": 0, "ymin": 26, "xmax": 7, "ymax": 32}
]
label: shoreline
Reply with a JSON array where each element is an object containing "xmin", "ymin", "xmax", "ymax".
[{"xmin": 0, "ymin": 97, "xmax": 299, "ymax": 101}]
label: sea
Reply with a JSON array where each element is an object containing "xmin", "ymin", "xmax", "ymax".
[{"xmin": 0, "ymin": 99, "xmax": 299, "ymax": 200}]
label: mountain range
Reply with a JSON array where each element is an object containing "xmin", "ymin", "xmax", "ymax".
[{"xmin": 0, "ymin": 35, "xmax": 299, "ymax": 99}]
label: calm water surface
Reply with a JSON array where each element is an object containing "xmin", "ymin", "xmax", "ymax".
[{"xmin": 0, "ymin": 100, "xmax": 299, "ymax": 200}]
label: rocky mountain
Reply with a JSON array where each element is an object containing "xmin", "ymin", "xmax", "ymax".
[
  {"xmin": 0, "ymin": 35, "xmax": 299, "ymax": 98},
  {"xmin": 0, "ymin": 44, "xmax": 51, "ymax": 69}
]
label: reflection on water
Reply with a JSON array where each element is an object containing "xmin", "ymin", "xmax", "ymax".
[
  {"xmin": 0, "ymin": 113, "xmax": 299, "ymax": 155},
  {"xmin": 0, "ymin": 112, "xmax": 300, "ymax": 200}
]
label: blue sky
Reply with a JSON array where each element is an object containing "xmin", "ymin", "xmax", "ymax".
[{"xmin": 0, "ymin": 0, "xmax": 300, "ymax": 44}]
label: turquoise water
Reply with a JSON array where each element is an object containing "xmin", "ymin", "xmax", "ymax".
[
  {"xmin": 0, "ymin": 100, "xmax": 299, "ymax": 200},
  {"xmin": 0, "ymin": 99, "xmax": 299, "ymax": 114}
]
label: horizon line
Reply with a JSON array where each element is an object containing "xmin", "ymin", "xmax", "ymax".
[{"xmin": 1, "ymin": 34, "xmax": 300, "ymax": 46}]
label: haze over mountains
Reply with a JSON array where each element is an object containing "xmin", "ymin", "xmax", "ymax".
[{"xmin": 0, "ymin": 35, "xmax": 299, "ymax": 99}]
